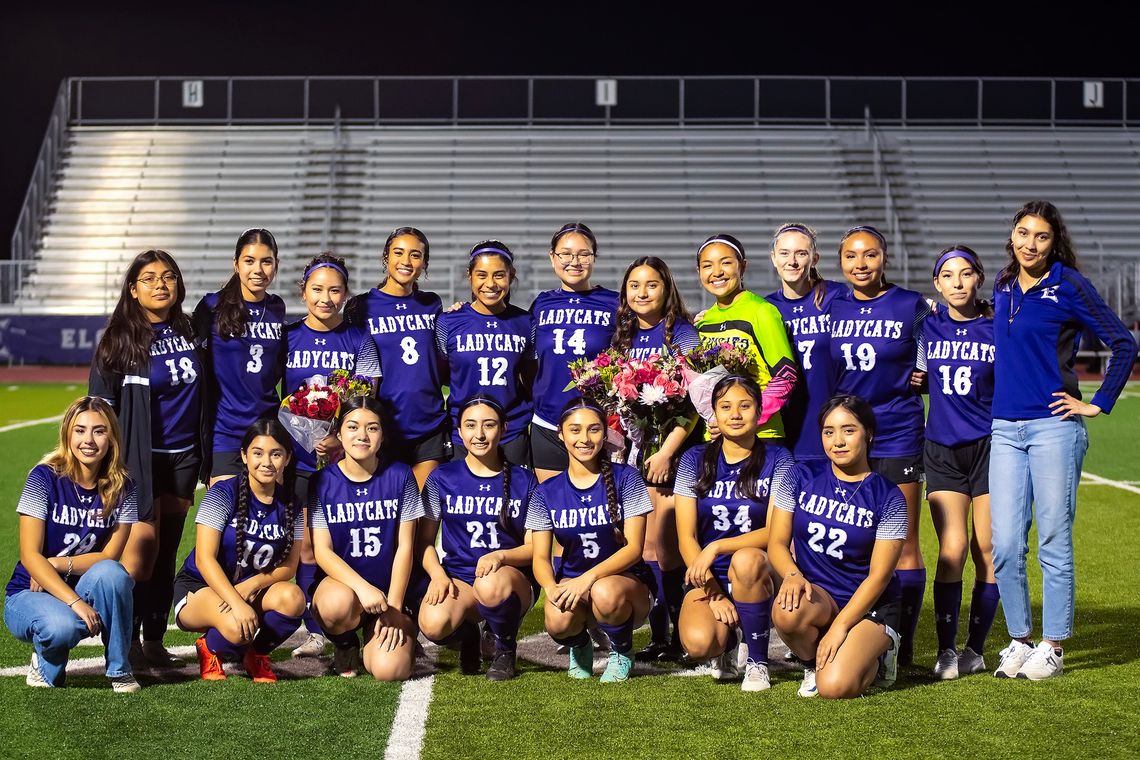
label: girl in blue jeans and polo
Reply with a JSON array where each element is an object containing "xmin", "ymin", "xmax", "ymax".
[{"xmin": 989, "ymin": 200, "xmax": 1136, "ymax": 680}]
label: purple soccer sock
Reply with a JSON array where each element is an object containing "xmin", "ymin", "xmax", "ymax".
[
  {"xmin": 205, "ymin": 628, "xmax": 246, "ymax": 661},
  {"xmin": 896, "ymin": 568, "xmax": 926, "ymax": 662},
  {"xmin": 296, "ymin": 561, "xmax": 323, "ymax": 636},
  {"xmin": 662, "ymin": 566, "xmax": 685, "ymax": 646},
  {"xmin": 645, "ymin": 560, "xmax": 669, "ymax": 644},
  {"xmin": 252, "ymin": 610, "xmax": 303, "ymax": 655},
  {"xmin": 735, "ymin": 600, "xmax": 772, "ymax": 665},
  {"xmin": 596, "ymin": 618, "xmax": 635, "ymax": 655},
  {"xmin": 477, "ymin": 593, "xmax": 523, "ymax": 653},
  {"xmin": 932, "ymin": 580, "xmax": 963, "ymax": 652},
  {"xmin": 965, "ymin": 582, "xmax": 1000, "ymax": 654}
]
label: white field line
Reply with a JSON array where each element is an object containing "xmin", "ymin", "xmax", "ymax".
[
  {"xmin": 384, "ymin": 671, "xmax": 436, "ymax": 760},
  {"xmin": 1081, "ymin": 471, "xmax": 1140, "ymax": 496},
  {"xmin": 0, "ymin": 415, "xmax": 62, "ymax": 434}
]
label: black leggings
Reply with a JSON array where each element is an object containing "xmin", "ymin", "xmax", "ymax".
[{"xmin": 136, "ymin": 511, "xmax": 189, "ymax": 641}]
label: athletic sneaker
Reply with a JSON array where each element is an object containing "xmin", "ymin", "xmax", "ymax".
[
  {"xmin": 1015, "ymin": 642, "xmax": 1064, "ymax": 681},
  {"xmin": 710, "ymin": 649, "xmax": 740, "ymax": 681},
  {"xmin": 195, "ymin": 637, "xmax": 227, "ymax": 681},
  {"xmin": 958, "ymin": 646, "xmax": 986, "ymax": 675},
  {"xmin": 459, "ymin": 630, "xmax": 482, "ymax": 675},
  {"xmin": 933, "ymin": 648, "xmax": 959, "ymax": 680},
  {"xmin": 634, "ymin": 641, "xmax": 672, "ymax": 662},
  {"xmin": 993, "ymin": 639, "xmax": 1034, "ymax": 678},
  {"xmin": 291, "ymin": 632, "xmax": 328, "ymax": 658},
  {"xmin": 568, "ymin": 641, "xmax": 594, "ymax": 679},
  {"xmin": 331, "ymin": 643, "xmax": 361, "ymax": 678},
  {"xmin": 243, "ymin": 649, "xmax": 278, "ymax": 683},
  {"xmin": 741, "ymin": 660, "xmax": 771, "ymax": 692},
  {"xmin": 110, "ymin": 674, "xmax": 142, "ymax": 694},
  {"xmin": 874, "ymin": 626, "xmax": 902, "ymax": 688},
  {"xmin": 128, "ymin": 640, "xmax": 147, "ymax": 671},
  {"xmin": 599, "ymin": 651, "xmax": 633, "ymax": 683},
  {"xmin": 486, "ymin": 650, "xmax": 517, "ymax": 681},
  {"xmin": 141, "ymin": 641, "xmax": 183, "ymax": 667},
  {"xmin": 479, "ymin": 623, "xmax": 496, "ymax": 661},
  {"xmin": 26, "ymin": 653, "xmax": 49, "ymax": 688},
  {"xmin": 797, "ymin": 668, "xmax": 818, "ymax": 698}
]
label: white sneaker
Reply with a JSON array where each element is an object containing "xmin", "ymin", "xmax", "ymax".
[
  {"xmin": 26, "ymin": 653, "xmax": 49, "ymax": 688},
  {"xmin": 291, "ymin": 632, "xmax": 328, "ymax": 658},
  {"xmin": 110, "ymin": 674, "xmax": 142, "ymax": 694},
  {"xmin": 741, "ymin": 660, "xmax": 771, "ymax": 692},
  {"xmin": 710, "ymin": 649, "xmax": 740, "ymax": 681},
  {"xmin": 1015, "ymin": 642, "xmax": 1064, "ymax": 681},
  {"xmin": 874, "ymin": 625, "xmax": 902, "ymax": 688},
  {"xmin": 993, "ymin": 639, "xmax": 1034, "ymax": 678},
  {"xmin": 933, "ymin": 648, "xmax": 959, "ymax": 680},
  {"xmin": 958, "ymin": 646, "xmax": 986, "ymax": 675},
  {"xmin": 797, "ymin": 667, "xmax": 818, "ymax": 698}
]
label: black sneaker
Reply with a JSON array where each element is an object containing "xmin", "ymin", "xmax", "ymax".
[
  {"xmin": 655, "ymin": 641, "xmax": 685, "ymax": 663},
  {"xmin": 459, "ymin": 630, "xmax": 482, "ymax": 675},
  {"xmin": 330, "ymin": 643, "xmax": 361, "ymax": 678},
  {"xmin": 486, "ymin": 650, "xmax": 517, "ymax": 681},
  {"xmin": 634, "ymin": 641, "xmax": 671, "ymax": 662}
]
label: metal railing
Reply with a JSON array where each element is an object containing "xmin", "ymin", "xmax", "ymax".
[
  {"xmin": 66, "ymin": 75, "xmax": 1140, "ymax": 128},
  {"xmin": 11, "ymin": 81, "xmax": 70, "ymax": 266}
]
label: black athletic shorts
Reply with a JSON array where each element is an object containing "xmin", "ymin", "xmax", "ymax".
[
  {"xmin": 171, "ymin": 568, "xmax": 209, "ymax": 628},
  {"xmin": 452, "ymin": 432, "xmax": 532, "ymax": 469},
  {"xmin": 924, "ymin": 437, "xmax": 990, "ymax": 498},
  {"xmin": 530, "ymin": 423, "xmax": 568, "ymax": 472},
  {"xmin": 863, "ymin": 592, "xmax": 901, "ymax": 633},
  {"xmin": 209, "ymin": 449, "xmax": 244, "ymax": 479},
  {"xmin": 292, "ymin": 469, "xmax": 320, "ymax": 509},
  {"xmin": 153, "ymin": 448, "xmax": 201, "ymax": 504},
  {"xmin": 384, "ymin": 420, "xmax": 452, "ymax": 466},
  {"xmin": 869, "ymin": 453, "xmax": 924, "ymax": 485}
]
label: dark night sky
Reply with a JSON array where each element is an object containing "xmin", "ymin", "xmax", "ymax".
[{"xmin": 3, "ymin": 1, "xmax": 1138, "ymax": 250}]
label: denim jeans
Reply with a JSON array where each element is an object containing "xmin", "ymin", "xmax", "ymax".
[
  {"xmin": 4, "ymin": 559, "xmax": 135, "ymax": 686},
  {"xmin": 990, "ymin": 416, "xmax": 1088, "ymax": 642}
]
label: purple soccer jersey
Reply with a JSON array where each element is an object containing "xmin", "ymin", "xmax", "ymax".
[
  {"xmin": 626, "ymin": 320, "xmax": 700, "ymax": 361},
  {"xmin": 356, "ymin": 288, "xmax": 446, "ymax": 442},
  {"xmin": 529, "ymin": 287, "xmax": 618, "ymax": 427},
  {"xmin": 198, "ymin": 291, "xmax": 287, "ymax": 453},
  {"xmin": 766, "ymin": 282, "xmax": 846, "ymax": 460},
  {"xmin": 775, "ymin": 461, "xmax": 907, "ymax": 608},
  {"xmin": 525, "ymin": 463, "xmax": 652, "ymax": 579},
  {"xmin": 308, "ymin": 460, "xmax": 423, "ymax": 592},
  {"xmin": 6, "ymin": 465, "xmax": 139, "ymax": 596},
  {"xmin": 924, "ymin": 310, "xmax": 995, "ymax": 447},
  {"xmin": 180, "ymin": 477, "xmax": 303, "ymax": 585},
  {"xmin": 284, "ymin": 319, "xmax": 382, "ymax": 472},
  {"xmin": 148, "ymin": 321, "xmax": 203, "ymax": 452},
  {"xmin": 422, "ymin": 460, "xmax": 537, "ymax": 585},
  {"xmin": 435, "ymin": 304, "xmax": 534, "ymax": 446},
  {"xmin": 674, "ymin": 443, "xmax": 794, "ymax": 587},
  {"xmin": 829, "ymin": 286, "xmax": 930, "ymax": 458}
]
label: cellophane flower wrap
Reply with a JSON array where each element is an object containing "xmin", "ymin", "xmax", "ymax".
[
  {"xmin": 679, "ymin": 342, "xmax": 759, "ymax": 426},
  {"xmin": 279, "ymin": 370, "xmax": 374, "ymax": 468},
  {"xmin": 566, "ymin": 349, "xmax": 691, "ymax": 469}
]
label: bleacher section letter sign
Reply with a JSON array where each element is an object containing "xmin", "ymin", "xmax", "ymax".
[
  {"xmin": 183, "ymin": 80, "xmax": 204, "ymax": 108},
  {"xmin": 1084, "ymin": 81, "xmax": 1103, "ymax": 109}
]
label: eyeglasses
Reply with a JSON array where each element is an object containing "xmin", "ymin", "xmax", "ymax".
[
  {"xmin": 136, "ymin": 273, "xmax": 179, "ymax": 288},
  {"xmin": 552, "ymin": 251, "xmax": 597, "ymax": 265}
]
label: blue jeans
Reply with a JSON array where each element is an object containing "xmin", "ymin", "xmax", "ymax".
[
  {"xmin": 4, "ymin": 559, "xmax": 135, "ymax": 686},
  {"xmin": 989, "ymin": 416, "xmax": 1088, "ymax": 642}
]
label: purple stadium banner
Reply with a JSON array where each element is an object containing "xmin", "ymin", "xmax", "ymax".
[{"xmin": 0, "ymin": 315, "xmax": 108, "ymax": 365}]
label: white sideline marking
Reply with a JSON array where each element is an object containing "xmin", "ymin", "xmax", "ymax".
[
  {"xmin": 384, "ymin": 671, "xmax": 436, "ymax": 760},
  {"xmin": 0, "ymin": 415, "xmax": 62, "ymax": 433},
  {"xmin": 1081, "ymin": 471, "xmax": 1140, "ymax": 496}
]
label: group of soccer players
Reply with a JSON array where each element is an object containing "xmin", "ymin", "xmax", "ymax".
[{"xmin": 6, "ymin": 200, "xmax": 1135, "ymax": 697}]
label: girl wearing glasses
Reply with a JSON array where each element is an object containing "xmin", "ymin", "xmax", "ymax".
[
  {"xmin": 90, "ymin": 250, "xmax": 203, "ymax": 668},
  {"xmin": 529, "ymin": 223, "xmax": 619, "ymax": 481}
]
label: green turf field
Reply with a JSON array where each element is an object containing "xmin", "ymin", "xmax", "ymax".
[{"xmin": 0, "ymin": 382, "xmax": 1138, "ymax": 759}]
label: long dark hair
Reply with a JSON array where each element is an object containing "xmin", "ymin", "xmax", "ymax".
[
  {"xmin": 558, "ymin": 397, "xmax": 623, "ymax": 545},
  {"xmin": 457, "ymin": 395, "xmax": 514, "ymax": 531},
  {"xmin": 233, "ymin": 417, "xmax": 296, "ymax": 580},
  {"xmin": 694, "ymin": 376, "xmax": 768, "ymax": 501},
  {"xmin": 466, "ymin": 240, "xmax": 517, "ymax": 304},
  {"xmin": 381, "ymin": 227, "xmax": 431, "ymax": 284},
  {"xmin": 94, "ymin": 250, "xmax": 192, "ymax": 375},
  {"xmin": 838, "ymin": 225, "xmax": 891, "ymax": 289},
  {"xmin": 772, "ymin": 222, "xmax": 829, "ymax": 309},
  {"xmin": 550, "ymin": 222, "xmax": 598, "ymax": 256},
  {"xmin": 995, "ymin": 200, "xmax": 1080, "ymax": 289},
  {"xmin": 817, "ymin": 394, "xmax": 876, "ymax": 460},
  {"xmin": 611, "ymin": 256, "xmax": 692, "ymax": 354},
  {"xmin": 216, "ymin": 228, "xmax": 279, "ymax": 339}
]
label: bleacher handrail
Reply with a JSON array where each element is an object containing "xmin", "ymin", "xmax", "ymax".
[{"xmin": 11, "ymin": 81, "xmax": 70, "ymax": 265}]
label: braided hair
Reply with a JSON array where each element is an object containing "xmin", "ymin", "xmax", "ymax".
[
  {"xmin": 456, "ymin": 395, "xmax": 515, "ymax": 532},
  {"xmin": 559, "ymin": 397, "xmax": 624, "ymax": 546},
  {"xmin": 693, "ymin": 375, "xmax": 769, "ymax": 502},
  {"xmin": 232, "ymin": 417, "xmax": 297, "ymax": 580},
  {"xmin": 611, "ymin": 256, "xmax": 692, "ymax": 355}
]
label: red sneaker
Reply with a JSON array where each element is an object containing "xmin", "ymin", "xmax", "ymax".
[
  {"xmin": 243, "ymin": 649, "xmax": 278, "ymax": 684},
  {"xmin": 195, "ymin": 637, "xmax": 227, "ymax": 681}
]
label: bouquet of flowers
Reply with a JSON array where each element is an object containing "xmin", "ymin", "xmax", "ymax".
[
  {"xmin": 679, "ymin": 342, "xmax": 758, "ymax": 426},
  {"xmin": 279, "ymin": 370, "xmax": 374, "ymax": 468},
  {"xmin": 566, "ymin": 351, "xmax": 691, "ymax": 468}
]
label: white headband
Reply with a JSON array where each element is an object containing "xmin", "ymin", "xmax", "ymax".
[{"xmin": 698, "ymin": 238, "xmax": 744, "ymax": 258}]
